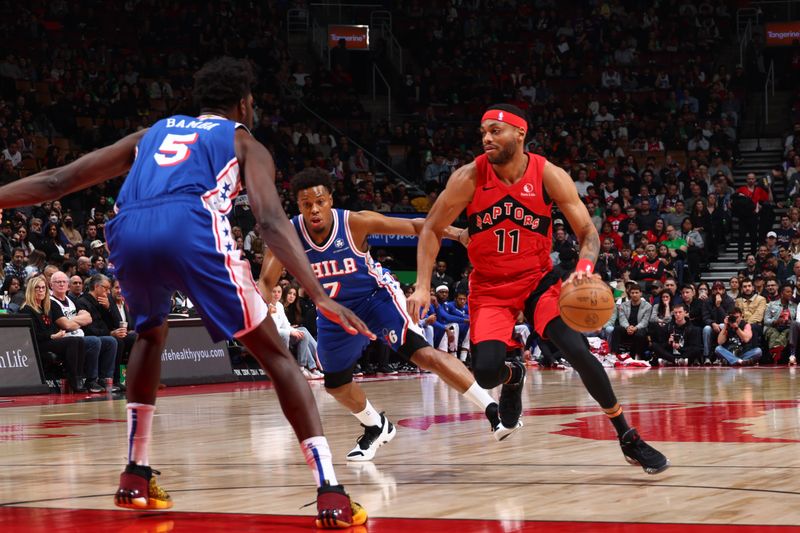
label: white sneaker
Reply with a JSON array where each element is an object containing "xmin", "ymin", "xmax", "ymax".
[
  {"xmin": 493, "ymin": 420, "xmax": 524, "ymax": 441},
  {"xmin": 789, "ymin": 355, "xmax": 797, "ymax": 366},
  {"xmin": 300, "ymin": 367, "xmax": 314, "ymax": 379},
  {"xmin": 703, "ymin": 358, "xmax": 712, "ymax": 366},
  {"xmin": 485, "ymin": 402, "xmax": 524, "ymax": 441},
  {"xmin": 346, "ymin": 412, "xmax": 396, "ymax": 461},
  {"xmin": 309, "ymin": 369, "xmax": 325, "ymax": 379}
]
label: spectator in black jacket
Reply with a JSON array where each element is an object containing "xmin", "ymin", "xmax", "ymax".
[
  {"xmin": 76, "ymin": 274, "xmax": 121, "ymax": 367},
  {"xmin": 701, "ymin": 281, "xmax": 735, "ymax": 364},
  {"xmin": 680, "ymin": 284, "xmax": 704, "ymax": 329},
  {"xmin": 596, "ymin": 237, "xmax": 620, "ymax": 282},
  {"xmin": 652, "ymin": 303, "xmax": 703, "ymax": 366}
]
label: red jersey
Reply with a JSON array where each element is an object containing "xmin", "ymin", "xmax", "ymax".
[
  {"xmin": 736, "ymin": 185, "xmax": 769, "ymax": 204},
  {"xmin": 466, "ymin": 153, "xmax": 552, "ymax": 283}
]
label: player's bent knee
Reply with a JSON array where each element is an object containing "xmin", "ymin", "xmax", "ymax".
[
  {"xmin": 471, "ymin": 340, "xmax": 507, "ymax": 388},
  {"xmin": 409, "ymin": 347, "xmax": 446, "ymax": 373}
]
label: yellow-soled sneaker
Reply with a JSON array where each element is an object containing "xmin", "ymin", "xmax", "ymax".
[
  {"xmin": 114, "ymin": 462, "xmax": 173, "ymax": 510},
  {"xmin": 315, "ymin": 484, "xmax": 367, "ymax": 529}
]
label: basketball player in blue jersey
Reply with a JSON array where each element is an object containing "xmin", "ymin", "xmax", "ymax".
[
  {"xmin": 0, "ymin": 58, "xmax": 371, "ymax": 529},
  {"xmin": 259, "ymin": 168, "xmax": 513, "ymax": 462}
]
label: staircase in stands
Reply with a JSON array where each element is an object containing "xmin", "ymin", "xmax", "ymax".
[{"xmin": 702, "ymin": 137, "xmax": 785, "ymax": 283}]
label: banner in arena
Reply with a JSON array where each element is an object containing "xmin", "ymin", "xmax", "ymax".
[
  {"xmin": 765, "ymin": 22, "xmax": 800, "ymax": 46},
  {"xmin": 328, "ymin": 25, "xmax": 370, "ymax": 50},
  {"xmin": 0, "ymin": 318, "xmax": 49, "ymax": 396},
  {"xmin": 367, "ymin": 213, "xmax": 453, "ymax": 248},
  {"xmin": 160, "ymin": 319, "xmax": 236, "ymax": 386}
]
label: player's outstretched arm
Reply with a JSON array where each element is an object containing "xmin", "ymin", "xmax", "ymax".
[
  {"xmin": 0, "ymin": 130, "xmax": 146, "ymax": 209},
  {"xmin": 406, "ymin": 163, "xmax": 476, "ymax": 321},
  {"xmin": 542, "ymin": 160, "xmax": 601, "ymax": 285},
  {"xmin": 348, "ymin": 210, "xmax": 465, "ymax": 244},
  {"xmin": 236, "ymin": 131, "xmax": 374, "ymax": 339}
]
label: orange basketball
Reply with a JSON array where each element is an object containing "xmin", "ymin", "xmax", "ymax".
[{"xmin": 559, "ymin": 277, "xmax": 615, "ymax": 333}]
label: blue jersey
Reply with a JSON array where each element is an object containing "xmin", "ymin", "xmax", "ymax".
[
  {"xmin": 105, "ymin": 114, "xmax": 267, "ymax": 341},
  {"xmin": 116, "ymin": 114, "xmax": 245, "ymax": 213},
  {"xmin": 292, "ymin": 209, "xmax": 386, "ymax": 304},
  {"xmin": 292, "ymin": 208, "xmax": 425, "ymax": 372}
]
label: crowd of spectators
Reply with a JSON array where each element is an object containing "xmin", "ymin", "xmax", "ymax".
[{"xmin": 2, "ymin": 1, "xmax": 798, "ymax": 387}]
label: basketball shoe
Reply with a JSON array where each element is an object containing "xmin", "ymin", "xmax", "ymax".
[
  {"xmin": 346, "ymin": 412, "xmax": 396, "ymax": 461},
  {"xmin": 315, "ymin": 484, "xmax": 368, "ymax": 529},
  {"xmin": 498, "ymin": 360, "xmax": 526, "ymax": 429},
  {"xmin": 114, "ymin": 462, "xmax": 173, "ymax": 510},
  {"xmin": 619, "ymin": 428, "xmax": 670, "ymax": 474},
  {"xmin": 486, "ymin": 402, "xmax": 523, "ymax": 441}
]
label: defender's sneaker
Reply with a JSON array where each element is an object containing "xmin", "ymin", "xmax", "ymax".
[
  {"xmin": 346, "ymin": 412, "xmax": 396, "ymax": 461},
  {"xmin": 315, "ymin": 484, "xmax": 368, "ymax": 529},
  {"xmin": 114, "ymin": 462, "xmax": 173, "ymax": 510}
]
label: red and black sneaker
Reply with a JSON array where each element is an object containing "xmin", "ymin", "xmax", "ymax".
[
  {"xmin": 114, "ymin": 462, "xmax": 173, "ymax": 510},
  {"xmin": 315, "ymin": 484, "xmax": 367, "ymax": 529}
]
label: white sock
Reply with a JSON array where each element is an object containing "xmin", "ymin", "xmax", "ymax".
[
  {"xmin": 462, "ymin": 382, "xmax": 495, "ymax": 410},
  {"xmin": 352, "ymin": 399, "xmax": 383, "ymax": 427},
  {"xmin": 301, "ymin": 436, "xmax": 338, "ymax": 487},
  {"xmin": 127, "ymin": 403, "xmax": 155, "ymax": 466}
]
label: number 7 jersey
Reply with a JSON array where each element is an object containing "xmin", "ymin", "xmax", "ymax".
[
  {"xmin": 291, "ymin": 209, "xmax": 391, "ymax": 305},
  {"xmin": 466, "ymin": 152, "xmax": 554, "ymax": 282},
  {"xmin": 115, "ymin": 114, "xmax": 245, "ymax": 213}
]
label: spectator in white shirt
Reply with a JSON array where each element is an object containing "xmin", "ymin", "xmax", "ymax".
[
  {"xmin": 2, "ymin": 141, "xmax": 22, "ymax": 168},
  {"xmin": 269, "ymin": 285, "xmax": 322, "ymax": 379}
]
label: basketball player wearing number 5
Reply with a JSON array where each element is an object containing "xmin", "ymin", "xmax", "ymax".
[
  {"xmin": 0, "ymin": 57, "xmax": 372, "ymax": 528},
  {"xmin": 407, "ymin": 104, "xmax": 669, "ymax": 474}
]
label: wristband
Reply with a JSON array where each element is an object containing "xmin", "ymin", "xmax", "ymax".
[{"xmin": 576, "ymin": 259, "xmax": 594, "ymax": 274}]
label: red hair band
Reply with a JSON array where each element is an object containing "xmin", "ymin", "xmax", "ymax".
[{"xmin": 481, "ymin": 109, "xmax": 528, "ymax": 133}]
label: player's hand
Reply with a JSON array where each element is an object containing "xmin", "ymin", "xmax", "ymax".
[
  {"xmin": 406, "ymin": 287, "xmax": 430, "ymax": 323},
  {"xmin": 457, "ymin": 228, "xmax": 470, "ymax": 248},
  {"xmin": 564, "ymin": 270, "xmax": 600, "ymax": 286},
  {"xmin": 290, "ymin": 328, "xmax": 304, "ymax": 339},
  {"xmin": 315, "ymin": 296, "xmax": 375, "ymax": 340}
]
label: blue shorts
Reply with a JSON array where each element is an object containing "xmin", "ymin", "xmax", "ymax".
[
  {"xmin": 105, "ymin": 195, "xmax": 267, "ymax": 342},
  {"xmin": 316, "ymin": 275, "xmax": 424, "ymax": 373}
]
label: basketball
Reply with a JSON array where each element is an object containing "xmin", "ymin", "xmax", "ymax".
[{"xmin": 559, "ymin": 277, "xmax": 615, "ymax": 333}]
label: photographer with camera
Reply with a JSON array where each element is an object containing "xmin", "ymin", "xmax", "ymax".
[
  {"xmin": 651, "ymin": 303, "xmax": 702, "ymax": 366},
  {"xmin": 714, "ymin": 307, "xmax": 762, "ymax": 366},
  {"xmin": 701, "ymin": 281, "xmax": 735, "ymax": 364}
]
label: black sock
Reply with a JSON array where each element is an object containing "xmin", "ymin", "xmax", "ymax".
[{"xmin": 608, "ymin": 410, "xmax": 631, "ymax": 438}]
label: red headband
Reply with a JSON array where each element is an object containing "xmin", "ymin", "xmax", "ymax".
[{"xmin": 481, "ymin": 109, "xmax": 527, "ymax": 132}]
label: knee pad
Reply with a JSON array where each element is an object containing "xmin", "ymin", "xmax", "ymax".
[{"xmin": 471, "ymin": 340, "xmax": 507, "ymax": 388}]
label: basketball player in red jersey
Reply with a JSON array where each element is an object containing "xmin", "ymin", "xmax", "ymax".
[{"xmin": 408, "ymin": 104, "xmax": 669, "ymax": 473}]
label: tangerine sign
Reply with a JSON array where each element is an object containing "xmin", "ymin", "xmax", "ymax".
[{"xmin": 328, "ymin": 25, "xmax": 370, "ymax": 50}]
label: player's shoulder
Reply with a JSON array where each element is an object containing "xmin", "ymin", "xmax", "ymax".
[{"xmin": 449, "ymin": 160, "xmax": 478, "ymax": 184}]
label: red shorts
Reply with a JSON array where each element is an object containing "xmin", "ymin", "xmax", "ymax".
[{"xmin": 468, "ymin": 271, "xmax": 562, "ymax": 348}]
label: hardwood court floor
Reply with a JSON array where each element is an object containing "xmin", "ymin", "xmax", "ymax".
[{"xmin": 1, "ymin": 367, "xmax": 799, "ymax": 532}]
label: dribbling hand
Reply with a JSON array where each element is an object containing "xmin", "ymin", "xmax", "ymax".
[
  {"xmin": 406, "ymin": 288, "xmax": 430, "ymax": 324},
  {"xmin": 316, "ymin": 296, "xmax": 375, "ymax": 340},
  {"xmin": 564, "ymin": 270, "xmax": 600, "ymax": 286}
]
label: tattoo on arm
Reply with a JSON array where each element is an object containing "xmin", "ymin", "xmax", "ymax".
[{"xmin": 578, "ymin": 223, "xmax": 600, "ymax": 264}]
